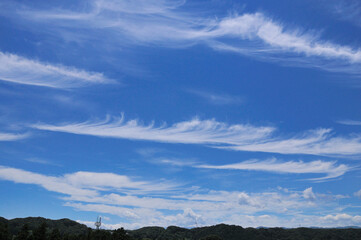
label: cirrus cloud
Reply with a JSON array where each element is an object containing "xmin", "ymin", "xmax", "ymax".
[
  {"xmin": 196, "ymin": 158, "xmax": 351, "ymax": 181},
  {"xmin": 31, "ymin": 115, "xmax": 361, "ymax": 157},
  {"xmin": 0, "ymin": 51, "xmax": 114, "ymax": 88},
  {"xmin": 5, "ymin": 0, "xmax": 361, "ymax": 75},
  {"xmin": 0, "ymin": 132, "xmax": 29, "ymax": 141}
]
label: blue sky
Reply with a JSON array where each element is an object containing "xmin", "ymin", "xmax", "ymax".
[{"xmin": 1, "ymin": 0, "xmax": 361, "ymax": 229}]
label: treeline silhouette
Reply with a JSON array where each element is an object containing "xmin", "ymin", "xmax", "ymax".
[
  {"xmin": 0, "ymin": 217, "xmax": 130, "ymax": 240},
  {"xmin": 1, "ymin": 217, "xmax": 361, "ymax": 240}
]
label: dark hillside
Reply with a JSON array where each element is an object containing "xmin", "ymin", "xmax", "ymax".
[
  {"xmin": 1, "ymin": 216, "xmax": 361, "ymax": 240},
  {"xmin": 127, "ymin": 224, "xmax": 361, "ymax": 240},
  {"xmin": 1, "ymin": 216, "xmax": 89, "ymax": 235},
  {"xmin": 130, "ymin": 226, "xmax": 165, "ymax": 239}
]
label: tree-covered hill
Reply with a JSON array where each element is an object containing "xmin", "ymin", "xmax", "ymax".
[
  {"xmin": 127, "ymin": 223, "xmax": 361, "ymax": 240},
  {"xmin": 0, "ymin": 216, "xmax": 89, "ymax": 236},
  {"xmin": 0, "ymin": 216, "xmax": 131, "ymax": 240},
  {"xmin": 1, "ymin": 216, "xmax": 361, "ymax": 240}
]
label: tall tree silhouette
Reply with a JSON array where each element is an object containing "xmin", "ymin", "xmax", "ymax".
[{"xmin": 33, "ymin": 222, "xmax": 47, "ymax": 240}]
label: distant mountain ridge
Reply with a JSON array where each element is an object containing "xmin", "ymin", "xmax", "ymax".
[
  {"xmin": 129, "ymin": 224, "xmax": 361, "ymax": 240},
  {"xmin": 0, "ymin": 216, "xmax": 89, "ymax": 236},
  {"xmin": 1, "ymin": 216, "xmax": 361, "ymax": 240}
]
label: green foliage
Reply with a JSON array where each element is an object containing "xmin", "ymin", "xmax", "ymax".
[
  {"xmin": 5, "ymin": 217, "xmax": 89, "ymax": 236},
  {"xmin": 127, "ymin": 224, "xmax": 361, "ymax": 240},
  {"xmin": 1, "ymin": 217, "xmax": 361, "ymax": 240},
  {"xmin": 198, "ymin": 234, "xmax": 222, "ymax": 240},
  {"xmin": 0, "ymin": 220, "xmax": 9, "ymax": 240},
  {"xmin": 49, "ymin": 229, "xmax": 61, "ymax": 240},
  {"xmin": 33, "ymin": 222, "xmax": 47, "ymax": 240},
  {"xmin": 129, "ymin": 227, "xmax": 164, "ymax": 240},
  {"xmin": 15, "ymin": 223, "xmax": 30, "ymax": 240},
  {"xmin": 112, "ymin": 227, "xmax": 131, "ymax": 240}
]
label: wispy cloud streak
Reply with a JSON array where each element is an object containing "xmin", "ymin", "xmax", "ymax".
[
  {"xmin": 31, "ymin": 116, "xmax": 273, "ymax": 145},
  {"xmin": 8, "ymin": 0, "xmax": 361, "ymax": 74},
  {"xmin": 223, "ymin": 128, "xmax": 361, "ymax": 156},
  {"xmin": 0, "ymin": 132, "xmax": 29, "ymax": 141},
  {"xmin": 338, "ymin": 119, "xmax": 361, "ymax": 126},
  {"xmin": 325, "ymin": 0, "xmax": 361, "ymax": 27},
  {"xmin": 31, "ymin": 116, "xmax": 361, "ymax": 156},
  {"xmin": 0, "ymin": 165, "xmax": 176, "ymax": 196},
  {"xmin": 186, "ymin": 89, "xmax": 243, "ymax": 105},
  {"xmin": 354, "ymin": 189, "xmax": 361, "ymax": 198},
  {"xmin": 197, "ymin": 159, "xmax": 351, "ymax": 180},
  {"xmin": 0, "ymin": 52, "xmax": 113, "ymax": 88},
  {"xmin": 200, "ymin": 13, "xmax": 361, "ymax": 62}
]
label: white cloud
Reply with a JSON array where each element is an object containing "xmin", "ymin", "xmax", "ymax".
[
  {"xmin": 0, "ymin": 165, "xmax": 176, "ymax": 197},
  {"xmin": 157, "ymin": 158, "xmax": 198, "ymax": 167},
  {"xmin": 25, "ymin": 157, "xmax": 61, "ymax": 166},
  {"xmin": 338, "ymin": 119, "xmax": 361, "ymax": 126},
  {"xmin": 222, "ymin": 128, "xmax": 361, "ymax": 156},
  {"xmin": 65, "ymin": 202, "xmax": 152, "ymax": 220},
  {"xmin": 63, "ymin": 171, "xmax": 146, "ymax": 189},
  {"xmin": 325, "ymin": 0, "xmax": 361, "ymax": 27},
  {"xmin": 303, "ymin": 187, "xmax": 316, "ymax": 201},
  {"xmin": 320, "ymin": 213, "xmax": 361, "ymax": 224},
  {"xmin": 74, "ymin": 206, "xmax": 202, "ymax": 229},
  {"xmin": 224, "ymin": 213, "xmax": 361, "ymax": 228},
  {"xmin": 8, "ymin": 0, "xmax": 361, "ymax": 74},
  {"xmin": 173, "ymin": 188, "xmax": 331, "ymax": 215},
  {"xmin": 204, "ymin": 13, "xmax": 361, "ymax": 62},
  {"xmin": 197, "ymin": 159, "xmax": 351, "ymax": 180},
  {"xmin": 64, "ymin": 188, "xmax": 349, "ymax": 228},
  {"xmin": 354, "ymin": 189, "xmax": 361, "ymax": 198},
  {"xmin": 76, "ymin": 220, "xmax": 143, "ymax": 231},
  {"xmin": 186, "ymin": 89, "xmax": 243, "ymax": 105},
  {"xmin": 78, "ymin": 212, "xmax": 361, "ymax": 229},
  {"xmin": 0, "ymin": 52, "xmax": 113, "ymax": 88},
  {"xmin": 238, "ymin": 192, "xmax": 262, "ymax": 207},
  {"xmin": 0, "ymin": 165, "xmax": 351, "ymax": 228},
  {"xmin": 65, "ymin": 187, "xmax": 342, "ymax": 218},
  {"xmin": 31, "ymin": 115, "xmax": 361, "ymax": 156},
  {"xmin": 0, "ymin": 132, "xmax": 29, "ymax": 141},
  {"xmin": 0, "ymin": 166, "xmax": 97, "ymax": 197},
  {"xmin": 31, "ymin": 115, "xmax": 273, "ymax": 145}
]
